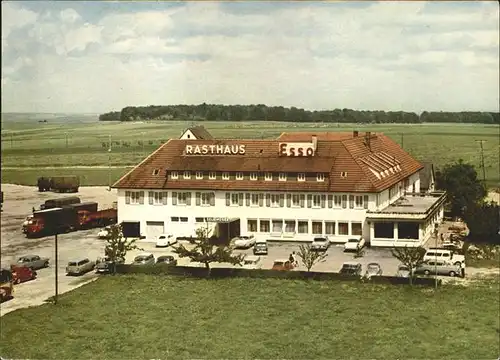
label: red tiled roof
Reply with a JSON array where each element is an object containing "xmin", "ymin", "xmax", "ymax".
[
  {"xmin": 185, "ymin": 126, "xmax": 213, "ymax": 140},
  {"xmin": 113, "ymin": 131, "xmax": 423, "ymax": 193}
]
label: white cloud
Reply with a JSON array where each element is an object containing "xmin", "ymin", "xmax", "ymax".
[
  {"xmin": 1, "ymin": 1, "xmax": 499, "ymax": 113},
  {"xmin": 1, "ymin": 2, "xmax": 38, "ymax": 53}
]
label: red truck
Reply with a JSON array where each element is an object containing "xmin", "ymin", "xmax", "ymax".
[{"xmin": 26, "ymin": 202, "xmax": 117, "ymax": 238}]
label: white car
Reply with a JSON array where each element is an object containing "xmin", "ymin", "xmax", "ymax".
[
  {"xmin": 155, "ymin": 234, "xmax": 177, "ymax": 248},
  {"xmin": 344, "ymin": 237, "xmax": 366, "ymax": 252},
  {"xmin": 232, "ymin": 235, "xmax": 256, "ymax": 249},
  {"xmin": 311, "ymin": 236, "xmax": 330, "ymax": 251},
  {"xmin": 97, "ymin": 226, "xmax": 111, "ymax": 239},
  {"xmin": 241, "ymin": 255, "xmax": 262, "ymax": 270}
]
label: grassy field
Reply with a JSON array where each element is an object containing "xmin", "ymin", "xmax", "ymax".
[
  {"xmin": 0, "ymin": 275, "xmax": 498, "ymax": 359},
  {"xmin": 1, "ymin": 114, "xmax": 499, "ymax": 187}
]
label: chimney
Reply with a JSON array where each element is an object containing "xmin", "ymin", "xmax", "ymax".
[
  {"xmin": 365, "ymin": 132, "xmax": 371, "ymax": 150},
  {"xmin": 311, "ymin": 135, "xmax": 317, "ymax": 151},
  {"xmin": 353, "ymin": 130, "xmax": 359, "ymax": 137}
]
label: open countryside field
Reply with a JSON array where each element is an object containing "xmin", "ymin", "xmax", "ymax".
[
  {"xmin": 1, "ymin": 114, "xmax": 499, "ymax": 187},
  {"xmin": 1, "ymin": 275, "xmax": 499, "ymax": 359}
]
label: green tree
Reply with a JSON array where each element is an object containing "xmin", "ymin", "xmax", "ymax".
[
  {"xmin": 104, "ymin": 224, "xmax": 143, "ymax": 274},
  {"xmin": 296, "ymin": 244, "xmax": 328, "ymax": 272},
  {"xmin": 435, "ymin": 160, "xmax": 487, "ymax": 217},
  {"xmin": 173, "ymin": 225, "xmax": 244, "ymax": 276},
  {"xmin": 463, "ymin": 201, "xmax": 500, "ymax": 245},
  {"xmin": 391, "ymin": 246, "xmax": 426, "ymax": 286}
]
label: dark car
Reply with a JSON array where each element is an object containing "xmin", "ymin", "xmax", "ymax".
[
  {"xmin": 156, "ymin": 255, "xmax": 177, "ymax": 266},
  {"xmin": 339, "ymin": 262, "xmax": 362, "ymax": 276},
  {"xmin": 253, "ymin": 241, "xmax": 268, "ymax": 255},
  {"xmin": 95, "ymin": 257, "xmax": 125, "ymax": 273}
]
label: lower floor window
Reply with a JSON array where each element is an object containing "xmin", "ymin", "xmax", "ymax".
[
  {"xmin": 298, "ymin": 221, "xmax": 308, "ymax": 234},
  {"xmin": 284, "ymin": 220, "xmax": 295, "ymax": 233},
  {"xmin": 338, "ymin": 222, "xmax": 349, "ymax": 235},
  {"xmin": 180, "ymin": 217, "xmax": 188, "ymax": 223},
  {"xmin": 195, "ymin": 217, "xmax": 205, "ymax": 223},
  {"xmin": 325, "ymin": 221, "xmax": 335, "ymax": 235},
  {"xmin": 248, "ymin": 219, "xmax": 258, "ymax": 232},
  {"xmin": 272, "ymin": 219, "xmax": 283, "ymax": 233},
  {"xmin": 351, "ymin": 222, "xmax": 362, "ymax": 236},
  {"xmin": 260, "ymin": 220, "xmax": 270, "ymax": 232},
  {"xmin": 171, "ymin": 217, "xmax": 179, "ymax": 222},
  {"xmin": 312, "ymin": 221, "xmax": 323, "ymax": 234}
]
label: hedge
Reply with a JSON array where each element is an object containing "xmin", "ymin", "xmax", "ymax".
[{"xmin": 114, "ymin": 264, "xmax": 442, "ymax": 287}]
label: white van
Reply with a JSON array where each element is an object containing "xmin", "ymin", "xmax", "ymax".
[{"xmin": 424, "ymin": 248, "xmax": 465, "ymax": 266}]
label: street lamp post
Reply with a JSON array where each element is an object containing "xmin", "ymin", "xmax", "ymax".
[
  {"xmin": 54, "ymin": 231, "xmax": 59, "ymax": 304},
  {"xmin": 108, "ymin": 135, "xmax": 112, "ymax": 191}
]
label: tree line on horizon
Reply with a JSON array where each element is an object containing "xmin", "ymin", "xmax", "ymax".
[{"xmin": 98, "ymin": 103, "xmax": 500, "ymax": 124}]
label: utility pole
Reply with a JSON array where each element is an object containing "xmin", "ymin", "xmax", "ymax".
[
  {"xmin": 108, "ymin": 135, "xmax": 112, "ymax": 191},
  {"xmin": 54, "ymin": 232, "xmax": 59, "ymax": 304},
  {"xmin": 475, "ymin": 140, "xmax": 487, "ymax": 183}
]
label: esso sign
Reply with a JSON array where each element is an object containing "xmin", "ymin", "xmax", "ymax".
[{"xmin": 279, "ymin": 143, "xmax": 315, "ymax": 157}]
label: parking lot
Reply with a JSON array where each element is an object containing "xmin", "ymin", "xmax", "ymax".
[{"xmin": 1, "ymin": 184, "xmax": 491, "ymax": 316}]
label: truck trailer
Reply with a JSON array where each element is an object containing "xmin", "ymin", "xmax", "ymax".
[
  {"xmin": 40, "ymin": 196, "xmax": 81, "ymax": 210},
  {"xmin": 37, "ymin": 176, "xmax": 80, "ymax": 193},
  {"xmin": 26, "ymin": 204, "xmax": 117, "ymax": 238}
]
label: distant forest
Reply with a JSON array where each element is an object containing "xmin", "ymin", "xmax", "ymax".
[{"xmin": 99, "ymin": 104, "xmax": 500, "ymax": 124}]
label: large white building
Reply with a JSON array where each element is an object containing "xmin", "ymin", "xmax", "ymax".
[{"xmin": 113, "ymin": 130, "xmax": 445, "ymax": 247}]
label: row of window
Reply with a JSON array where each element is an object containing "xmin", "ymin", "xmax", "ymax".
[
  {"xmin": 125, "ymin": 191, "xmax": 369, "ymax": 209},
  {"xmin": 246, "ymin": 219, "xmax": 363, "ymax": 236},
  {"xmin": 167, "ymin": 217, "xmax": 363, "ymax": 236},
  {"xmin": 169, "ymin": 171, "xmax": 328, "ymax": 182}
]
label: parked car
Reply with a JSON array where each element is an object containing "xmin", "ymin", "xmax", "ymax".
[
  {"xmin": 156, "ymin": 234, "xmax": 177, "ymax": 248},
  {"xmin": 364, "ymin": 263, "xmax": 383, "ymax": 278},
  {"xmin": 233, "ymin": 235, "xmax": 256, "ymax": 249},
  {"xmin": 424, "ymin": 248, "xmax": 465, "ymax": 266},
  {"xmin": 415, "ymin": 261, "xmax": 462, "ymax": 277},
  {"xmin": 242, "ymin": 255, "xmax": 262, "ymax": 270},
  {"xmin": 156, "ymin": 255, "xmax": 177, "ymax": 266},
  {"xmin": 339, "ymin": 262, "xmax": 362, "ymax": 276},
  {"xmin": 132, "ymin": 253, "xmax": 155, "ymax": 266},
  {"xmin": 97, "ymin": 226, "xmax": 112, "ymax": 239},
  {"xmin": 95, "ymin": 257, "xmax": 125, "ymax": 273},
  {"xmin": 66, "ymin": 258, "xmax": 95, "ymax": 276},
  {"xmin": 343, "ymin": 237, "xmax": 366, "ymax": 252},
  {"xmin": 10, "ymin": 265, "xmax": 37, "ymax": 284},
  {"xmin": 16, "ymin": 255, "xmax": 50, "ymax": 270},
  {"xmin": 311, "ymin": 236, "xmax": 330, "ymax": 251},
  {"xmin": 396, "ymin": 265, "xmax": 412, "ymax": 278},
  {"xmin": 272, "ymin": 259, "xmax": 294, "ymax": 271},
  {"xmin": 253, "ymin": 240, "xmax": 268, "ymax": 255}
]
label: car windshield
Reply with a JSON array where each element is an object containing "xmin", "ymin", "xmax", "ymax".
[
  {"xmin": 134, "ymin": 256, "xmax": 148, "ymax": 262},
  {"xmin": 240, "ymin": 236, "xmax": 251, "ymax": 240},
  {"xmin": 158, "ymin": 236, "xmax": 166, "ymax": 239},
  {"xmin": 68, "ymin": 262, "xmax": 77, "ymax": 266},
  {"xmin": 367, "ymin": 264, "xmax": 379, "ymax": 269},
  {"xmin": 398, "ymin": 266, "xmax": 409, "ymax": 271},
  {"xmin": 348, "ymin": 239, "xmax": 359, "ymax": 243},
  {"xmin": 274, "ymin": 262, "xmax": 284, "ymax": 266},
  {"xmin": 17, "ymin": 258, "xmax": 28, "ymax": 263},
  {"xmin": 314, "ymin": 238, "xmax": 327, "ymax": 242}
]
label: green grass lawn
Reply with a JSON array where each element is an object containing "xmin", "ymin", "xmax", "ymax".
[
  {"xmin": 1, "ymin": 118, "xmax": 499, "ymax": 187},
  {"xmin": 1, "ymin": 275, "xmax": 499, "ymax": 359},
  {"xmin": 0, "ymin": 167, "xmax": 131, "ymax": 186}
]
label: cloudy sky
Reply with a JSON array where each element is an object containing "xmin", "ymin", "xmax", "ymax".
[{"xmin": 2, "ymin": 1, "xmax": 499, "ymax": 114}]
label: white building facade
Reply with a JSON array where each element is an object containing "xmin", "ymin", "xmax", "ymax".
[{"xmin": 114, "ymin": 131, "xmax": 445, "ymax": 247}]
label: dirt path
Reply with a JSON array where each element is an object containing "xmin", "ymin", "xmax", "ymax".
[{"xmin": 1, "ymin": 166, "xmax": 134, "ymax": 169}]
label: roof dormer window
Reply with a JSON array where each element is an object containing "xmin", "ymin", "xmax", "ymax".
[
  {"xmin": 264, "ymin": 173, "xmax": 272, "ymax": 181},
  {"xmin": 152, "ymin": 169, "xmax": 160, "ymax": 176},
  {"xmin": 183, "ymin": 171, "xmax": 191, "ymax": 179},
  {"xmin": 297, "ymin": 173, "xmax": 305, "ymax": 182},
  {"xmin": 279, "ymin": 173, "xmax": 287, "ymax": 181},
  {"xmin": 196, "ymin": 171, "xmax": 203, "ymax": 179},
  {"xmin": 316, "ymin": 173, "xmax": 325, "ymax": 182},
  {"xmin": 250, "ymin": 173, "xmax": 258, "ymax": 181},
  {"xmin": 171, "ymin": 171, "xmax": 178, "ymax": 179},
  {"xmin": 222, "ymin": 172, "xmax": 230, "ymax": 180},
  {"xmin": 209, "ymin": 172, "xmax": 216, "ymax": 180},
  {"xmin": 341, "ymin": 172, "xmax": 348, "ymax": 178}
]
